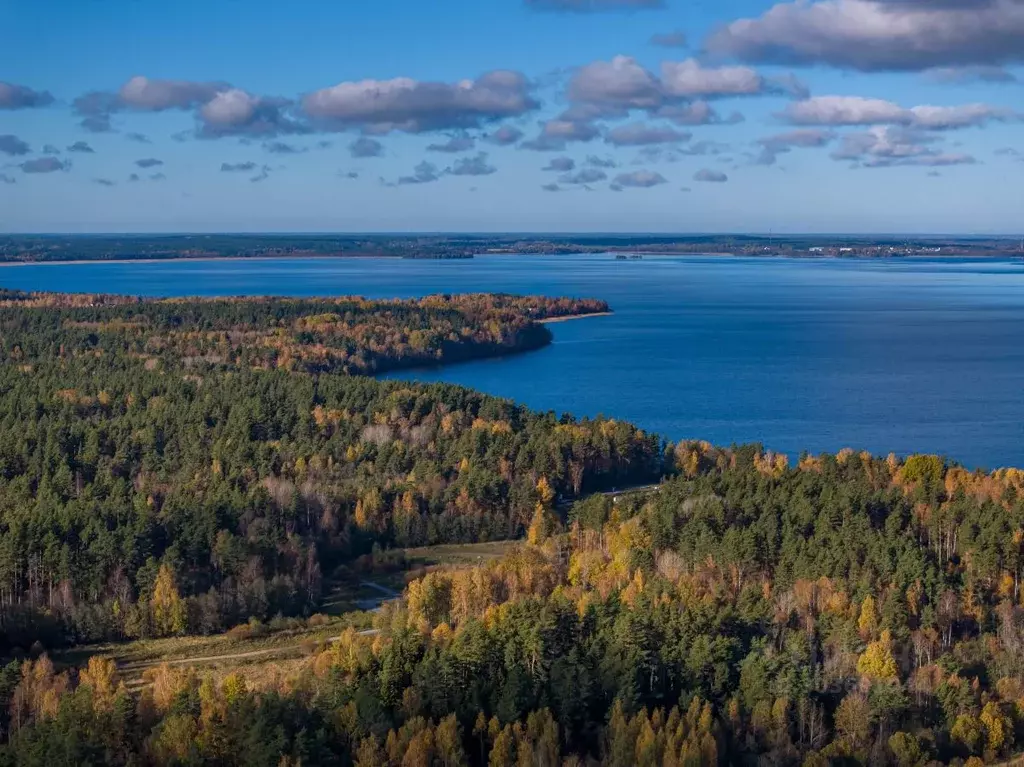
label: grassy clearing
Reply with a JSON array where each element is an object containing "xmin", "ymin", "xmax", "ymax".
[
  {"xmin": 51, "ymin": 540, "xmax": 518, "ymax": 688},
  {"xmin": 402, "ymin": 539, "xmax": 518, "ymax": 568},
  {"xmin": 54, "ymin": 612, "xmax": 369, "ymax": 688}
]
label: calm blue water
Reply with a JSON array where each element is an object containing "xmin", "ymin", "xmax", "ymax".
[{"xmin": 3, "ymin": 254, "xmax": 1024, "ymax": 469}]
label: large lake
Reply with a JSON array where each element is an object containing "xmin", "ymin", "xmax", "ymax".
[{"xmin": 3, "ymin": 254, "xmax": 1023, "ymax": 469}]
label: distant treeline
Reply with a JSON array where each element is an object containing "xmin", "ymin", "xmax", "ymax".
[{"xmin": 1, "ymin": 234, "xmax": 1018, "ymax": 262}]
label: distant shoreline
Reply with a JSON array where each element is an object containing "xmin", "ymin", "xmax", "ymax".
[
  {"xmin": 538, "ymin": 311, "xmax": 613, "ymax": 324},
  {"xmin": 0, "ymin": 254, "xmax": 402, "ymax": 268},
  {"xmin": 0, "ymin": 251, "xmax": 1017, "ymax": 268}
]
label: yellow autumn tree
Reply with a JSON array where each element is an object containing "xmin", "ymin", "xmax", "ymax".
[
  {"xmin": 858, "ymin": 629, "xmax": 899, "ymax": 680},
  {"xmin": 951, "ymin": 713, "xmax": 982, "ymax": 755},
  {"xmin": 536, "ymin": 476, "xmax": 555, "ymax": 507},
  {"xmin": 858, "ymin": 595, "xmax": 879, "ymax": 640},
  {"xmin": 980, "ymin": 701, "xmax": 1013, "ymax": 757},
  {"xmin": 151, "ymin": 563, "xmax": 187, "ymax": 636},
  {"xmin": 834, "ymin": 692, "xmax": 872, "ymax": 751},
  {"xmin": 354, "ymin": 487, "xmax": 385, "ymax": 533},
  {"xmin": 10, "ymin": 656, "xmax": 70, "ymax": 729},
  {"xmin": 528, "ymin": 477, "xmax": 560, "ymax": 545},
  {"xmin": 435, "ymin": 714, "xmax": 467, "ymax": 767},
  {"xmin": 78, "ymin": 656, "xmax": 123, "ymax": 712},
  {"xmin": 527, "ymin": 505, "xmax": 559, "ymax": 545},
  {"xmin": 354, "ymin": 736, "xmax": 385, "ymax": 767}
]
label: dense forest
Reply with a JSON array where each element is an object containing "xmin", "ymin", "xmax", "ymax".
[
  {"xmin": 6, "ymin": 446, "xmax": 1024, "ymax": 764},
  {"xmin": 0, "ymin": 290, "xmax": 646, "ymax": 652},
  {"xmin": 4, "ymin": 289, "xmax": 1024, "ymax": 764}
]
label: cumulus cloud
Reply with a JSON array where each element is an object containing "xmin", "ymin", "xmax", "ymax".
[
  {"xmin": 559, "ymin": 167, "xmax": 608, "ymax": 185},
  {"xmin": 0, "ymin": 82, "xmax": 54, "ymax": 110},
  {"xmin": 605, "ymin": 122, "xmax": 691, "ymax": 146},
  {"xmin": 126, "ymin": 132, "xmax": 151, "ymax": 143},
  {"xmin": 486, "ymin": 125, "xmax": 525, "ymax": 145},
  {"xmin": 0, "ymin": 174, "xmax": 17, "ymax": 184},
  {"xmin": 781, "ymin": 96, "xmax": 907, "ymax": 126},
  {"xmin": 396, "ymin": 161, "xmax": 442, "ymax": 185},
  {"xmin": 566, "ymin": 55, "xmax": 803, "ymax": 126},
  {"xmin": 755, "ymin": 129, "xmax": 835, "ymax": 164},
  {"xmin": 303, "ymin": 70, "xmax": 537, "ymax": 133},
  {"xmin": 830, "ymin": 125, "xmax": 978, "ymax": 167},
  {"xmin": 120, "ymin": 76, "xmax": 223, "ymax": 111},
  {"xmin": 340, "ymin": 171, "xmax": 360, "ymax": 179},
  {"xmin": 568, "ymin": 56, "xmax": 664, "ymax": 117},
  {"xmin": 926, "ymin": 65, "xmax": 1018, "ymax": 83},
  {"xmin": 128, "ymin": 173, "xmax": 140, "ymax": 182},
  {"xmin": 541, "ymin": 182, "xmax": 561, "ymax": 192},
  {"xmin": 650, "ymin": 30, "xmax": 688, "ymax": 48},
  {"xmin": 0, "ymin": 135, "xmax": 31, "ymax": 156},
  {"xmin": 427, "ymin": 133, "xmax": 476, "ymax": 153},
  {"xmin": 349, "ymin": 137, "xmax": 384, "ymax": 158},
  {"xmin": 910, "ymin": 104, "xmax": 1016, "ymax": 130},
  {"xmin": 221, "ymin": 161, "xmax": 258, "ymax": 172},
  {"xmin": 263, "ymin": 141, "xmax": 306, "ymax": 154},
  {"xmin": 661, "ymin": 59, "xmax": 774, "ymax": 98},
  {"xmin": 521, "ymin": 119, "xmax": 600, "ymax": 150},
  {"xmin": 67, "ymin": 141, "xmax": 95, "ymax": 154},
  {"xmin": 681, "ymin": 140, "xmax": 731, "ymax": 156},
  {"xmin": 198, "ymin": 89, "xmax": 306, "ymax": 138},
  {"xmin": 611, "ymin": 169, "xmax": 667, "ymax": 189},
  {"xmin": 135, "ymin": 158, "xmax": 163, "ymax": 168},
  {"xmin": 652, "ymin": 101, "xmax": 744, "ymax": 126},
  {"xmin": 705, "ymin": 0, "xmax": 1024, "ymax": 72},
  {"xmin": 199, "ymin": 89, "xmax": 260, "ymax": 126},
  {"xmin": 42, "ymin": 144, "xmax": 61, "ymax": 155},
  {"xmin": 72, "ymin": 91, "xmax": 120, "ymax": 132},
  {"xmin": 525, "ymin": 0, "xmax": 664, "ymax": 10},
  {"xmin": 73, "ymin": 76, "xmax": 304, "ymax": 138},
  {"xmin": 150, "ymin": 172, "xmax": 167, "ymax": 181},
  {"xmin": 780, "ymin": 96, "xmax": 1017, "ymax": 130},
  {"xmin": 694, "ymin": 168, "xmax": 728, "ymax": 182},
  {"xmin": 761, "ymin": 129, "xmax": 837, "ymax": 149},
  {"xmin": 586, "ymin": 155, "xmax": 618, "ymax": 168},
  {"xmin": 250, "ymin": 166, "xmax": 270, "ymax": 183},
  {"xmin": 446, "ymin": 152, "xmax": 496, "ymax": 176},
  {"xmin": 93, "ymin": 178, "xmax": 116, "ymax": 187},
  {"xmin": 635, "ymin": 140, "xmax": 732, "ymax": 165},
  {"xmin": 543, "ymin": 157, "xmax": 576, "ymax": 172},
  {"xmin": 21, "ymin": 157, "xmax": 69, "ymax": 174}
]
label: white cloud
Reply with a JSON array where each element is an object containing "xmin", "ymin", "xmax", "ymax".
[
  {"xmin": 303, "ymin": 71, "xmax": 537, "ymax": 133},
  {"xmin": 781, "ymin": 96, "xmax": 1016, "ymax": 130},
  {"xmin": 706, "ymin": 0, "xmax": 1024, "ymax": 71}
]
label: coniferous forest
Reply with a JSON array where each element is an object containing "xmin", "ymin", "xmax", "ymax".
[{"xmin": 2, "ymin": 291, "xmax": 1024, "ymax": 765}]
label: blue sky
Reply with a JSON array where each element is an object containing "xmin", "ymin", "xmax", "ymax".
[{"xmin": 1, "ymin": 0, "xmax": 1022, "ymax": 233}]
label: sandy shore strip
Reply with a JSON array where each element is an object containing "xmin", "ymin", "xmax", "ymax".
[
  {"xmin": 539, "ymin": 311, "xmax": 613, "ymax": 324},
  {"xmin": 0, "ymin": 254, "xmax": 401, "ymax": 267}
]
